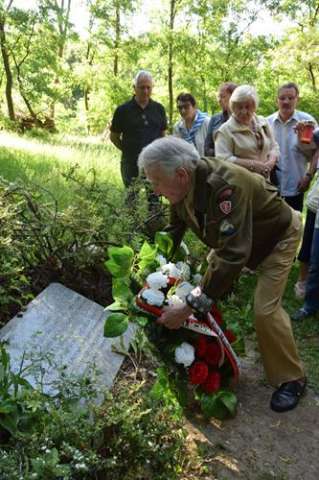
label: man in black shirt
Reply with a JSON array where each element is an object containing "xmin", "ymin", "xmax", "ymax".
[
  {"xmin": 110, "ymin": 70, "xmax": 167, "ymax": 207},
  {"xmin": 204, "ymin": 82, "xmax": 237, "ymax": 157}
]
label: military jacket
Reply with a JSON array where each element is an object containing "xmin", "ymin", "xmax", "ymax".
[{"xmin": 165, "ymin": 158, "xmax": 292, "ymax": 300}]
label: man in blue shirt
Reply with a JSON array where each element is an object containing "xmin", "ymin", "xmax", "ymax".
[
  {"xmin": 267, "ymin": 82, "xmax": 317, "ymax": 212},
  {"xmin": 204, "ymin": 82, "xmax": 238, "ymax": 157}
]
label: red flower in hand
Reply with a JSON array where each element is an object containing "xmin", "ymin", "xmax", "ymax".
[
  {"xmin": 189, "ymin": 361, "xmax": 209, "ymax": 385},
  {"xmin": 195, "ymin": 335, "xmax": 208, "ymax": 358},
  {"xmin": 201, "ymin": 371, "xmax": 221, "ymax": 394},
  {"xmin": 204, "ymin": 341, "xmax": 222, "ymax": 366},
  {"xmin": 224, "ymin": 329, "xmax": 237, "ymax": 344},
  {"xmin": 211, "ymin": 304, "xmax": 223, "ymax": 326}
]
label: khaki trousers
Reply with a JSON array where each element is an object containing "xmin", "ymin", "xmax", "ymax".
[{"xmin": 254, "ymin": 209, "xmax": 305, "ymax": 386}]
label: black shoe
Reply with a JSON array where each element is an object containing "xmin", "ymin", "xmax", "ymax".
[
  {"xmin": 291, "ymin": 308, "xmax": 314, "ymax": 321},
  {"xmin": 270, "ymin": 379, "xmax": 306, "ymax": 413}
]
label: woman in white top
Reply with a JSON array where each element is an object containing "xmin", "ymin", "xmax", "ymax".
[
  {"xmin": 173, "ymin": 92, "xmax": 210, "ymax": 156},
  {"xmin": 215, "ymin": 85, "xmax": 279, "ymax": 179}
]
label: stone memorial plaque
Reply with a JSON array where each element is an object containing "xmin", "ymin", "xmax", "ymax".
[{"xmin": 0, "ymin": 283, "xmax": 136, "ymax": 396}]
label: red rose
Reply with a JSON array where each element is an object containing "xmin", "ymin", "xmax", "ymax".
[
  {"xmin": 224, "ymin": 329, "xmax": 237, "ymax": 343},
  {"xmin": 195, "ymin": 335, "xmax": 208, "ymax": 358},
  {"xmin": 204, "ymin": 341, "xmax": 222, "ymax": 366},
  {"xmin": 211, "ymin": 305, "xmax": 223, "ymax": 326},
  {"xmin": 201, "ymin": 371, "xmax": 221, "ymax": 394},
  {"xmin": 189, "ymin": 361, "xmax": 209, "ymax": 385}
]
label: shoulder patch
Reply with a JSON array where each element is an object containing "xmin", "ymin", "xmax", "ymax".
[
  {"xmin": 219, "ymin": 200, "xmax": 232, "ymax": 215},
  {"xmin": 218, "ymin": 188, "xmax": 233, "ymax": 201}
]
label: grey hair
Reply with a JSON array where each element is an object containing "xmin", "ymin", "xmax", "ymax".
[
  {"xmin": 229, "ymin": 84, "xmax": 259, "ymax": 112},
  {"xmin": 133, "ymin": 70, "xmax": 153, "ymax": 86},
  {"xmin": 138, "ymin": 136, "xmax": 200, "ymax": 176}
]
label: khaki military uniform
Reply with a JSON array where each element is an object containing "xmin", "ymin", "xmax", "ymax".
[{"xmin": 166, "ymin": 157, "xmax": 304, "ymax": 386}]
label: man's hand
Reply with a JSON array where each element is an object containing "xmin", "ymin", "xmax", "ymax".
[
  {"xmin": 157, "ymin": 304, "xmax": 193, "ymax": 330},
  {"xmin": 297, "ymin": 175, "xmax": 312, "ymax": 192}
]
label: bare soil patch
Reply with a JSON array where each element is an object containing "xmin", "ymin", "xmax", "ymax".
[{"xmin": 188, "ymin": 342, "xmax": 319, "ymax": 480}]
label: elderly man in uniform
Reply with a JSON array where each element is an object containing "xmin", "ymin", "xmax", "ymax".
[
  {"xmin": 110, "ymin": 70, "xmax": 167, "ymax": 208},
  {"xmin": 138, "ymin": 136, "xmax": 306, "ymax": 413}
]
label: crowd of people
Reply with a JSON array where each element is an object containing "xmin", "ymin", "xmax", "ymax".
[{"xmin": 110, "ymin": 70, "xmax": 319, "ymax": 413}]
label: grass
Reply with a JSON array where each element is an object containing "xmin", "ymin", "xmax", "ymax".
[{"xmin": 0, "ymin": 131, "xmax": 123, "ymax": 207}]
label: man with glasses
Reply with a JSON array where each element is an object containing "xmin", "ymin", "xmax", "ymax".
[
  {"xmin": 267, "ymin": 82, "xmax": 317, "ymax": 212},
  {"xmin": 110, "ymin": 70, "xmax": 167, "ymax": 207}
]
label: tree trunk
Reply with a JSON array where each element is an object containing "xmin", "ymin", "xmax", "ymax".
[
  {"xmin": 168, "ymin": 0, "xmax": 177, "ymax": 132},
  {"xmin": 49, "ymin": 0, "xmax": 72, "ymax": 120},
  {"xmin": 0, "ymin": 18, "xmax": 15, "ymax": 120},
  {"xmin": 114, "ymin": 2, "xmax": 120, "ymax": 76},
  {"xmin": 308, "ymin": 62, "xmax": 317, "ymax": 92}
]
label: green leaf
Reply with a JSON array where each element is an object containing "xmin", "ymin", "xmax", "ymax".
[
  {"xmin": 104, "ymin": 313, "xmax": 129, "ymax": 338},
  {"xmin": 138, "ymin": 241, "xmax": 158, "ymax": 271},
  {"xmin": 133, "ymin": 315, "xmax": 149, "ymax": 327},
  {"xmin": 155, "ymin": 232, "xmax": 174, "ymax": 258},
  {"xmin": 200, "ymin": 390, "xmax": 237, "ymax": 419},
  {"xmin": 172, "ymin": 241, "xmax": 189, "ymax": 262},
  {"xmin": 105, "ymin": 301, "xmax": 128, "ymax": 312},
  {"xmin": 112, "ymin": 278, "xmax": 133, "ymax": 303},
  {"xmin": 105, "ymin": 246, "xmax": 134, "ymax": 278},
  {"xmin": 0, "ymin": 345, "xmax": 10, "ymax": 371},
  {"xmin": 219, "ymin": 390, "xmax": 238, "ymax": 416}
]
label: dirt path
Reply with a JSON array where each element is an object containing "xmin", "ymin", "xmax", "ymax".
[{"xmin": 188, "ymin": 343, "xmax": 319, "ymax": 480}]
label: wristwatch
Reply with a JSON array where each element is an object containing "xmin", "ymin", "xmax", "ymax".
[{"xmin": 186, "ymin": 286, "xmax": 214, "ymax": 315}]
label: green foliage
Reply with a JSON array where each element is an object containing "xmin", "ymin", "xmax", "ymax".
[
  {"xmin": 104, "ymin": 312, "xmax": 129, "ymax": 337},
  {"xmin": 155, "ymin": 231, "xmax": 174, "ymax": 259},
  {"xmin": 105, "ymin": 245, "xmax": 135, "ymax": 277},
  {"xmin": 200, "ymin": 389, "xmax": 238, "ymax": 419},
  {"xmin": 0, "ymin": 343, "xmax": 200, "ymax": 480},
  {"xmin": 0, "ymin": 0, "xmax": 319, "ymax": 134}
]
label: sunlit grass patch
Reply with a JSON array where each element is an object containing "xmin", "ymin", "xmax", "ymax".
[{"xmin": 0, "ymin": 131, "xmax": 122, "ymax": 206}]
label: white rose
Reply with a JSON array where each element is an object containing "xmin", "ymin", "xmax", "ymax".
[
  {"xmin": 192, "ymin": 273, "xmax": 202, "ymax": 285},
  {"xmin": 176, "ymin": 261, "xmax": 191, "ymax": 281},
  {"xmin": 175, "ymin": 342, "xmax": 195, "ymax": 367},
  {"xmin": 167, "ymin": 294, "xmax": 184, "ymax": 306},
  {"xmin": 156, "ymin": 254, "xmax": 167, "ymax": 267},
  {"xmin": 141, "ymin": 288, "xmax": 165, "ymax": 307},
  {"xmin": 175, "ymin": 281, "xmax": 194, "ymax": 301},
  {"xmin": 146, "ymin": 271, "xmax": 168, "ymax": 290},
  {"xmin": 160, "ymin": 262, "xmax": 181, "ymax": 279}
]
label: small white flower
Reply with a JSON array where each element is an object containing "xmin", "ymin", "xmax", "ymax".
[
  {"xmin": 167, "ymin": 294, "xmax": 184, "ymax": 306},
  {"xmin": 192, "ymin": 273, "xmax": 202, "ymax": 285},
  {"xmin": 146, "ymin": 271, "xmax": 168, "ymax": 289},
  {"xmin": 160, "ymin": 262, "xmax": 181, "ymax": 278},
  {"xmin": 141, "ymin": 288, "xmax": 165, "ymax": 306},
  {"xmin": 156, "ymin": 254, "xmax": 167, "ymax": 267},
  {"xmin": 175, "ymin": 281, "xmax": 194, "ymax": 301},
  {"xmin": 175, "ymin": 342, "xmax": 195, "ymax": 367},
  {"xmin": 176, "ymin": 261, "xmax": 191, "ymax": 281}
]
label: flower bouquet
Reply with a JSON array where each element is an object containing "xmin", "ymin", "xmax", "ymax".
[{"xmin": 104, "ymin": 232, "xmax": 240, "ymax": 419}]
